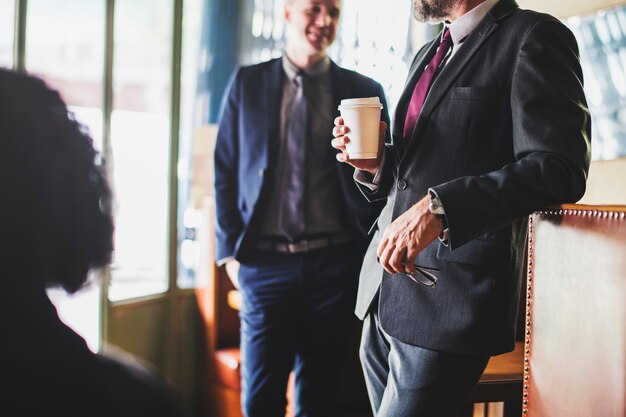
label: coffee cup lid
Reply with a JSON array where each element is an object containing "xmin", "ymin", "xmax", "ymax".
[{"xmin": 338, "ymin": 96, "xmax": 383, "ymax": 109}]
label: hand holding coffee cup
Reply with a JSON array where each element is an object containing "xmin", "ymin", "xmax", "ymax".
[{"xmin": 332, "ymin": 97, "xmax": 386, "ymax": 174}]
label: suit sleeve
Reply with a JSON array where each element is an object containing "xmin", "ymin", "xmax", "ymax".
[
  {"xmin": 355, "ymin": 82, "xmax": 395, "ymax": 202},
  {"xmin": 431, "ymin": 19, "xmax": 591, "ymax": 249},
  {"xmin": 214, "ymin": 69, "xmax": 244, "ymax": 260}
]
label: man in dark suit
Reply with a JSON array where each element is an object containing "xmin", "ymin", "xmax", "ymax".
[
  {"xmin": 332, "ymin": 0, "xmax": 591, "ymax": 415},
  {"xmin": 213, "ymin": 0, "xmax": 389, "ymax": 415}
]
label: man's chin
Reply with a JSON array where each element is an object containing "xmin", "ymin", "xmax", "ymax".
[
  {"xmin": 308, "ymin": 36, "xmax": 332, "ymax": 49},
  {"xmin": 307, "ymin": 42, "xmax": 328, "ymax": 54}
]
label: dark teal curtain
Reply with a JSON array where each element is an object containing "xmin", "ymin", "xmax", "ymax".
[{"xmin": 198, "ymin": 0, "xmax": 240, "ymax": 123}]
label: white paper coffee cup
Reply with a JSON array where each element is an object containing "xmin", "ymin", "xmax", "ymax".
[{"xmin": 338, "ymin": 97, "xmax": 383, "ymax": 159}]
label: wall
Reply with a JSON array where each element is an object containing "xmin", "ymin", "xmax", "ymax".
[
  {"xmin": 517, "ymin": 0, "xmax": 625, "ymax": 18},
  {"xmin": 579, "ymin": 158, "xmax": 626, "ymax": 205},
  {"xmin": 515, "ymin": 0, "xmax": 626, "ymax": 206}
]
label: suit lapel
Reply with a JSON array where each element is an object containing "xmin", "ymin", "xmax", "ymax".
[
  {"xmin": 331, "ymin": 63, "xmax": 359, "ymax": 164},
  {"xmin": 330, "ymin": 62, "xmax": 351, "ymax": 116},
  {"xmin": 264, "ymin": 58, "xmax": 285, "ymax": 162},
  {"xmin": 392, "ymin": 40, "xmax": 439, "ymax": 147},
  {"xmin": 330, "ymin": 63, "xmax": 343, "ymax": 116},
  {"xmin": 400, "ymin": 0, "xmax": 519, "ymax": 166}
]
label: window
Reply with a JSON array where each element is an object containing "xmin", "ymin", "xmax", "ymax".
[
  {"xmin": 26, "ymin": 0, "xmax": 105, "ymax": 148},
  {"xmin": 0, "ymin": 0, "xmax": 14, "ymax": 67},
  {"xmin": 25, "ymin": 0, "xmax": 106, "ymax": 351},
  {"xmin": 566, "ymin": 5, "xmax": 626, "ymax": 160},
  {"xmin": 108, "ymin": 0, "xmax": 174, "ymax": 301},
  {"xmin": 177, "ymin": 0, "xmax": 208, "ymax": 288},
  {"xmin": 330, "ymin": 0, "xmax": 415, "ymax": 117},
  {"xmin": 15, "ymin": 0, "xmax": 187, "ymax": 346}
]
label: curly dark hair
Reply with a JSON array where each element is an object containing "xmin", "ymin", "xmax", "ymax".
[{"xmin": 0, "ymin": 69, "xmax": 114, "ymax": 293}]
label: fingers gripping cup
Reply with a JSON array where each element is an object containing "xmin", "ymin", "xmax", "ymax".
[{"xmin": 338, "ymin": 97, "xmax": 383, "ymax": 159}]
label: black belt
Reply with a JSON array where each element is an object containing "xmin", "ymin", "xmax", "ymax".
[{"xmin": 253, "ymin": 234, "xmax": 354, "ymax": 254}]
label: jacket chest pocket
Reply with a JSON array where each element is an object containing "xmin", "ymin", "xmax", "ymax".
[
  {"xmin": 450, "ymin": 86, "xmax": 495, "ymax": 100},
  {"xmin": 445, "ymin": 86, "xmax": 497, "ymax": 129}
]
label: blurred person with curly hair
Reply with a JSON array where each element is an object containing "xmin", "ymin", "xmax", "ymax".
[{"xmin": 0, "ymin": 69, "xmax": 188, "ymax": 417}]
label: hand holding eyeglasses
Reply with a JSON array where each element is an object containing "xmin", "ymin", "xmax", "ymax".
[
  {"xmin": 376, "ymin": 257, "xmax": 439, "ymax": 287},
  {"xmin": 376, "ymin": 194, "xmax": 444, "ymax": 281},
  {"xmin": 405, "ymin": 265, "xmax": 438, "ymax": 287}
]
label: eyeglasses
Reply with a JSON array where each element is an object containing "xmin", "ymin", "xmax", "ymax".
[{"xmin": 405, "ymin": 265, "xmax": 438, "ymax": 287}]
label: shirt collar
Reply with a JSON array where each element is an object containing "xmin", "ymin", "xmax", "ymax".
[
  {"xmin": 282, "ymin": 55, "xmax": 331, "ymax": 80},
  {"xmin": 446, "ymin": 0, "xmax": 499, "ymax": 45}
]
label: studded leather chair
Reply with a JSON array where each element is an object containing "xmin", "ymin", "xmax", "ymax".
[{"xmin": 524, "ymin": 204, "xmax": 626, "ymax": 417}]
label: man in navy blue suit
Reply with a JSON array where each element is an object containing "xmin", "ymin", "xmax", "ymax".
[{"xmin": 213, "ymin": 0, "xmax": 389, "ymax": 416}]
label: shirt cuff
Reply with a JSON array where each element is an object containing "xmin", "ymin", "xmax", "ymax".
[
  {"xmin": 428, "ymin": 188, "xmax": 449, "ymax": 245},
  {"xmin": 216, "ymin": 256, "xmax": 235, "ymax": 267},
  {"xmin": 353, "ymin": 155, "xmax": 386, "ymax": 191}
]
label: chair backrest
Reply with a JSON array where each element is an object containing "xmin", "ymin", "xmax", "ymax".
[
  {"xmin": 196, "ymin": 196, "xmax": 240, "ymax": 353},
  {"xmin": 524, "ymin": 204, "xmax": 626, "ymax": 417},
  {"xmin": 193, "ymin": 124, "xmax": 240, "ymax": 352}
]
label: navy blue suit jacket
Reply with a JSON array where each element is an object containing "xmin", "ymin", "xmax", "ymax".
[{"xmin": 214, "ymin": 57, "xmax": 390, "ymax": 262}]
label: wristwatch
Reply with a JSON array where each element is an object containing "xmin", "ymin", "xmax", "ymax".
[{"xmin": 428, "ymin": 190, "xmax": 449, "ymax": 242}]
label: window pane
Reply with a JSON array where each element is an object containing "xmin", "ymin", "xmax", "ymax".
[
  {"xmin": 177, "ymin": 0, "xmax": 207, "ymax": 288},
  {"xmin": 0, "ymin": 0, "xmax": 14, "ymax": 68},
  {"xmin": 566, "ymin": 5, "xmax": 626, "ymax": 161},
  {"xmin": 330, "ymin": 0, "xmax": 414, "ymax": 117},
  {"xmin": 25, "ymin": 0, "xmax": 105, "ymax": 351},
  {"xmin": 26, "ymin": 0, "xmax": 104, "ymax": 149},
  {"xmin": 47, "ymin": 284, "xmax": 101, "ymax": 352},
  {"xmin": 109, "ymin": 0, "xmax": 173, "ymax": 301}
]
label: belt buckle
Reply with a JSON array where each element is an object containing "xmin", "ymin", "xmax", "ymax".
[{"xmin": 287, "ymin": 240, "xmax": 309, "ymax": 253}]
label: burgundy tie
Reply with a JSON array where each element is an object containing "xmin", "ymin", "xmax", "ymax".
[{"xmin": 403, "ymin": 29, "xmax": 453, "ymax": 140}]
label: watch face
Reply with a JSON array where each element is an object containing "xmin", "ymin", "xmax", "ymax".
[{"xmin": 428, "ymin": 194, "xmax": 445, "ymax": 216}]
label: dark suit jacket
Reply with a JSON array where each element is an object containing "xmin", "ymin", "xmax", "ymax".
[
  {"xmin": 355, "ymin": 0, "xmax": 591, "ymax": 356},
  {"xmin": 214, "ymin": 57, "xmax": 390, "ymax": 262}
]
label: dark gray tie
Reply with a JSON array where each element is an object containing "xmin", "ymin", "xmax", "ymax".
[{"xmin": 277, "ymin": 71, "xmax": 307, "ymax": 241}]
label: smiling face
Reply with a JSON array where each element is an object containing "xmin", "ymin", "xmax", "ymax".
[{"xmin": 284, "ymin": 0, "xmax": 341, "ymax": 67}]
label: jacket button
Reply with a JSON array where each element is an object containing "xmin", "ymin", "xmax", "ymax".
[{"xmin": 397, "ymin": 180, "xmax": 407, "ymax": 190}]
